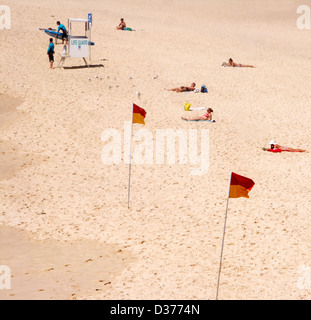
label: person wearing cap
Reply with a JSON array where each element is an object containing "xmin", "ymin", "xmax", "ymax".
[{"xmin": 263, "ymin": 140, "xmax": 307, "ymax": 152}]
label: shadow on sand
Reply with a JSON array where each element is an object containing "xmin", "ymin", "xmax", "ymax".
[{"xmin": 63, "ymin": 64, "xmax": 105, "ymax": 70}]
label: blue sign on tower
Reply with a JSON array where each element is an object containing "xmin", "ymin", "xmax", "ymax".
[{"xmin": 88, "ymin": 13, "xmax": 92, "ymax": 26}]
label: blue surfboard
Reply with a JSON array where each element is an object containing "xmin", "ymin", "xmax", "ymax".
[{"xmin": 40, "ymin": 28, "xmax": 95, "ymax": 46}]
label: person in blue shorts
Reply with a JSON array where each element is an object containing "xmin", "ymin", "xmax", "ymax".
[
  {"xmin": 56, "ymin": 21, "xmax": 68, "ymax": 45},
  {"xmin": 116, "ymin": 18, "xmax": 126, "ymax": 30},
  {"xmin": 47, "ymin": 38, "xmax": 55, "ymax": 69}
]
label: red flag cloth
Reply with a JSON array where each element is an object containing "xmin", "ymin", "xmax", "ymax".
[
  {"xmin": 132, "ymin": 104, "xmax": 146, "ymax": 124},
  {"xmin": 229, "ymin": 172, "xmax": 255, "ymax": 198}
]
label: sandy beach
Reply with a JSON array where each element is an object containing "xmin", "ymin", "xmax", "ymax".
[{"xmin": 1, "ymin": 0, "xmax": 311, "ymax": 300}]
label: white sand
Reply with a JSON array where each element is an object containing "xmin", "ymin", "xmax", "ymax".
[
  {"xmin": 1, "ymin": 0, "xmax": 311, "ymax": 299},
  {"xmin": 0, "ymin": 226, "xmax": 133, "ymax": 300}
]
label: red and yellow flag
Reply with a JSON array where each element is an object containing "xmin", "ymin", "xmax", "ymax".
[
  {"xmin": 229, "ymin": 172, "xmax": 255, "ymax": 199},
  {"xmin": 132, "ymin": 104, "xmax": 146, "ymax": 125}
]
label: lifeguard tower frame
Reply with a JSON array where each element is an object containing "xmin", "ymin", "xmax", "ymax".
[{"xmin": 58, "ymin": 14, "xmax": 93, "ymax": 68}]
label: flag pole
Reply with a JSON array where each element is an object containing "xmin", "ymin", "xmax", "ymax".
[
  {"xmin": 216, "ymin": 171, "xmax": 233, "ymax": 300},
  {"xmin": 127, "ymin": 103, "xmax": 134, "ymax": 209}
]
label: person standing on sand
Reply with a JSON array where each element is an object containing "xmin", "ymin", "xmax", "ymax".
[{"xmin": 47, "ymin": 38, "xmax": 55, "ymax": 69}]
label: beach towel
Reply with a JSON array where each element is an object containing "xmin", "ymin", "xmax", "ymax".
[
  {"xmin": 222, "ymin": 62, "xmax": 244, "ymax": 68},
  {"xmin": 262, "ymin": 148, "xmax": 282, "ymax": 153},
  {"xmin": 264, "ymin": 148, "xmax": 303, "ymax": 153},
  {"xmin": 189, "ymin": 107, "xmax": 205, "ymax": 111},
  {"xmin": 184, "ymin": 103, "xmax": 206, "ymax": 111},
  {"xmin": 182, "ymin": 119, "xmax": 215, "ymax": 122}
]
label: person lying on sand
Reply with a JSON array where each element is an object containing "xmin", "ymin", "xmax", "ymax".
[
  {"xmin": 116, "ymin": 18, "xmax": 126, "ymax": 30},
  {"xmin": 166, "ymin": 82, "xmax": 196, "ymax": 92},
  {"xmin": 182, "ymin": 108, "xmax": 214, "ymax": 121},
  {"xmin": 222, "ymin": 58, "xmax": 255, "ymax": 68},
  {"xmin": 262, "ymin": 140, "xmax": 307, "ymax": 152}
]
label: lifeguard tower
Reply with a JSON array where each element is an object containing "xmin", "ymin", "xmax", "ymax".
[{"xmin": 58, "ymin": 13, "xmax": 94, "ymax": 68}]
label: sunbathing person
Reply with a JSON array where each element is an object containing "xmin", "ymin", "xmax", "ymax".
[
  {"xmin": 116, "ymin": 18, "xmax": 126, "ymax": 30},
  {"xmin": 263, "ymin": 140, "xmax": 307, "ymax": 152},
  {"xmin": 182, "ymin": 108, "xmax": 214, "ymax": 121},
  {"xmin": 166, "ymin": 82, "xmax": 196, "ymax": 92},
  {"xmin": 222, "ymin": 58, "xmax": 255, "ymax": 68}
]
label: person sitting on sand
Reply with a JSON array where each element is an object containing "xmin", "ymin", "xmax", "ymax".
[
  {"xmin": 116, "ymin": 18, "xmax": 126, "ymax": 30},
  {"xmin": 222, "ymin": 58, "xmax": 255, "ymax": 68},
  {"xmin": 182, "ymin": 108, "xmax": 214, "ymax": 121},
  {"xmin": 262, "ymin": 140, "xmax": 307, "ymax": 152},
  {"xmin": 166, "ymin": 82, "xmax": 196, "ymax": 92}
]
